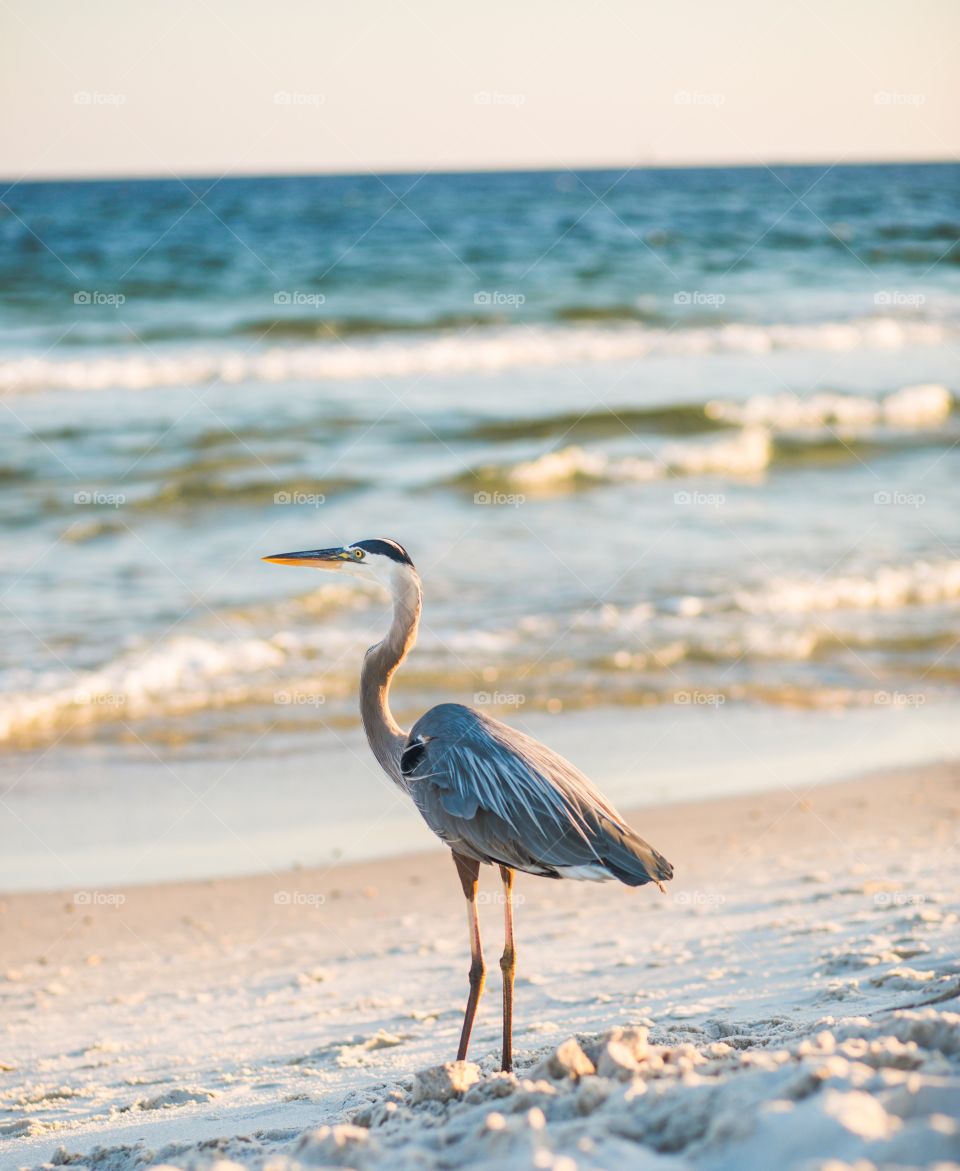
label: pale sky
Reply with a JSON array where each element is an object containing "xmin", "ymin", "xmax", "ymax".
[{"xmin": 1, "ymin": 0, "xmax": 957, "ymax": 180}]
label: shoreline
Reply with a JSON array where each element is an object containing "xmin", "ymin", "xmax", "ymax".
[
  {"xmin": 3, "ymin": 758, "xmax": 950, "ymax": 960},
  {"xmin": 5, "ymin": 700, "xmax": 959, "ymax": 895}
]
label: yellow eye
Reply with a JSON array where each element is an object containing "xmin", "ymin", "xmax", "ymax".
[{"xmin": 353, "ymin": 548, "xmax": 364, "ymax": 559}]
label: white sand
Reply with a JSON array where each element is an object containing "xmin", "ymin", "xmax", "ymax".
[{"xmin": 2, "ymin": 763, "xmax": 959, "ymax": 1171}]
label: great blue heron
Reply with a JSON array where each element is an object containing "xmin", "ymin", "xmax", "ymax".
[{"xmin": 263, "ymin": 537, "xmax": 673, "ymax": 1072}]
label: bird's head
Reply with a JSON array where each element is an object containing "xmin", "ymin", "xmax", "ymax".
[{"xmin": 262, "ymin": 537, "xmax": 416, "ymax": 589}]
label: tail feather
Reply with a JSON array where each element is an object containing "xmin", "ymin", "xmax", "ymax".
[{"xmin": 596, "ymin": 815, "xmax": 674, "ymax": 888}]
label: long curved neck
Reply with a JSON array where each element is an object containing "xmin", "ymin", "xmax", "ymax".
[{"xmin": 360, "ymin": 566, "xmax": 422, "ymax": 784}]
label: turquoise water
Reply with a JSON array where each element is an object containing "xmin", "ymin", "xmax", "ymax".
[
  {"xmin": 0, "ymin": 164, "xmax": 958, "ymax": 886},
  {"xmin": 3, "ymin": 165, "xmax": 959, "ymax": 349}
]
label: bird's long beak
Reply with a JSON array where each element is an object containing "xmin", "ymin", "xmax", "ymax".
[{"xmin": 261, "ymin": 547, "xmax": 347, "ymax": 569}]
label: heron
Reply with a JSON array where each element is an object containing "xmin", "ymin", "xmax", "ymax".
[{"xmin": 262, "ymin": 537, "xmax": 673, "ymax": 1073}]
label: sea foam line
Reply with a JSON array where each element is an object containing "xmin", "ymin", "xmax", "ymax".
[
  {"xmin": 0, "ymin": 317, "xmax": 952, "ymax": 393},
  {"xmin": 706, "ymin": 382, "xmax": 953, "ymax": 429}
]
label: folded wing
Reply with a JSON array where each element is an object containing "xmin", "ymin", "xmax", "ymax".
[{"xmin": 401, "ymin": 703, "xmax": 673, "ymax": 888}]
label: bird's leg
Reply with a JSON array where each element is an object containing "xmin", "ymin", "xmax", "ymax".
[
  {"xmin": 453, "ymin": 852, "xmax": 484, "ymax": 1062},
  {"xmin": 498, "ymin": 864, "xmax": 516, "ymax": 1073}
]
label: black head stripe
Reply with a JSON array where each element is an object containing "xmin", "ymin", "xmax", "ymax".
[{"xmin": 353, "ymin": 538, "xmax": 414, "ymax": 566}]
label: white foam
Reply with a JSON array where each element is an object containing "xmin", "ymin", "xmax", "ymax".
[
  {"xmin": 730, "ymin": 560, "xmax": 960, "ymax": 616},
  {"xmin": 571, "ymin": 559, "xmax": 960, "ymax": 667},
  {"xmin": 706, "ymin": 382, "xmax": 953, "ymax": 430},
  {"xmin": 504, "ymin": 427, "xmax": 772, "ymax": 487},
  {"xmin": 0, "ymin": 599, "xmax": 524, "ymax": 746},
  {"xmin": 0, "ymin": 634, "xmax": 287, "ymax": 744},
  {"xmin": 3, "ymin": 557, "xmax": 958, "ymax": 748},
  {"xmin": 0, "ymin": 578, "xmax": 388, "ymax": 745},
  {"xmin": 0, "ymin": 318, "xmax": 952, "ymax": 393},
  {"xmin": 662, "ymin": 426, "xmax": 772, "ymax": 475},
  {"xmin": 493, "ymin": 382, "xmax": 954, "ymax": 489}
]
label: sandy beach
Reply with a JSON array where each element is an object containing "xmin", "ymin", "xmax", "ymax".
[{"xmin": 3, "ymin": 761, "xmax": 958, "ymax": 1171}]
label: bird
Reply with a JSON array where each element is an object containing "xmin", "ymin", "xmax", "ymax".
[{"xmin": 262, "ymin": 537, "xmax": 673, "ymax": 1073}]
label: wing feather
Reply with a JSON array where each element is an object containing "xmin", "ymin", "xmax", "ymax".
[{"xmin": 402, "ymin": 703, "xmax": 673, "ymax": 887}]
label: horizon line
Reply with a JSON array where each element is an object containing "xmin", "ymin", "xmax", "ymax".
[{"xmin": 2, "ymin": 155, "xmax": 956, "ymax": 187}]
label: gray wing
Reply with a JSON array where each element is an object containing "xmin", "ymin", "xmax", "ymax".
[{"xmin": 401, "ymin": 703, "xmax": 673, "ymax": 888}]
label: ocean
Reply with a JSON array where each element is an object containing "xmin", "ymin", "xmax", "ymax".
[{"xmin": 2, "ymin": 163, "xmax": 958, "ymax": 887}]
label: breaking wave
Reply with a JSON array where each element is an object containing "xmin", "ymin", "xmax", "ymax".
[
  {"xmin": 460, "ymin": 384, "xmax": 954, "ymax": 489},
  {"xmin": 486, "ymin": 428, "xmax": 774, "ymax": 488},
  {"xmin": 2, "ymin": 559, "xmax": 958, "ymax": 749},
  {"xmin": 705, "ymin": 382, "xmax": 953, "ymax": 429},
  {"xmin": 0, "ymin": 317, "xmax": 953, "ymax": 394}
]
